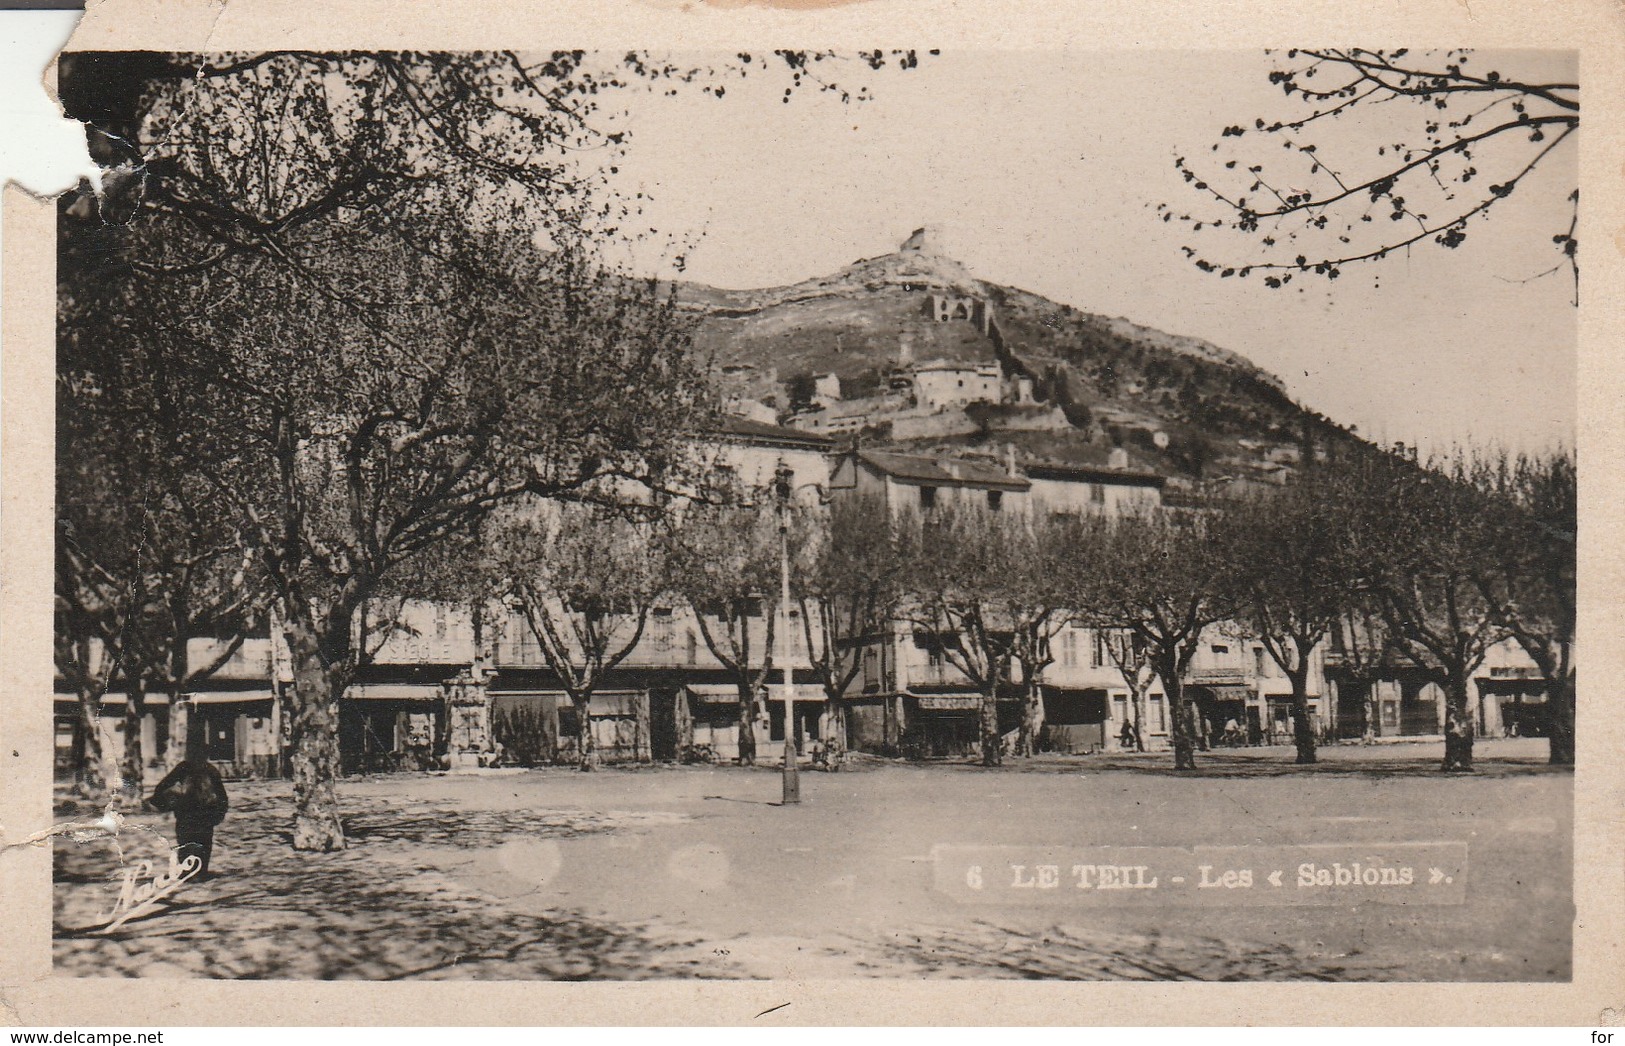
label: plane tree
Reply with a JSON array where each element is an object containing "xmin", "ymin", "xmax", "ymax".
[
  {"xmin": 479, "ymin": 501, "xmax": 672, "ymax": 770},
  {"xmin": 1099, "ymin": 628, "xmax": 1157, "ymax": 752},
  {"xmin": 1005, "ymin": 512, "xmax": 1106, "ymax": 758},
  {"xmin": 664, "ymin": 500, "xmax": 789, "ymax": 767},
  {"xmin": 1469, "ymin": 449, "xmax": 1576, "ymax": 765},
  {"xmin": 1354, "ymin": 452, "xmax": 1506, "ymax": 772},
  {"xmin": 1226, "ymin": 469, "xmax": 1362, "ymax": 764},
  {"xmin": 1328, "ymin": 601, "xmax": 1399, "ymax": 745},
  {"xmin": 792, "ymin": 493, "xmax": 908, "ymax": 766},
  {"xmin": 1090, "ymin": 505, "xmax": 1241, "ymax": 771},
  {"xmin": 56, "ymin": 284, "xmax": 266, "ymax": 798},
  {"xmin": 896, "ymin": 505, "xmax": 1024, "ymax": 767},
  {"xmin": 55, "ymin": 49, "xmax": 923, "ymax": 847}
]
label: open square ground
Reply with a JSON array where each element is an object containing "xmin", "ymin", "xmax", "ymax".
[{"xmin": 54, "ymin": 738, "xmax": 1571, "ymax": 981}]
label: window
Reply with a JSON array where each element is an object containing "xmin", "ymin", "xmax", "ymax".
[
  {"xmin": 685, "ymin": 629, "xmax": 699, "ymax": 665},
  {"xmin": 1060, "ymin": 630, "xmax": 1077, "ymax": 668},
  {"xmin": 1090, "ymin": 483, "xmax": 1106, "ymax": 505},
  {"xmin": 1091, "ymin": 631, "xmax": 1107, "ymax": 669},
  {"xmin": 987, "ymin": 490, "xmax": 1003, "ymax": 512},
  {"xmin": 1211, "ymin": 643, "xmax": 1230, "ymax": 657},
  {"xmin": 1150, "ymin": 694, "xmax": 1166, "ymax": 731},
  {"xmin": 916, "ymin": 633, "xmax": 945, "ymax": 671},
  {"xmin": 434, "ymin": 604, "xmax": 448, "ymax": 642},
  {"xmin": 1253, "ymin": 647, "xmax": 1267, "ymax": 677},
  {"xmin": 650, "ymin": 608, "xmax": 674, "ymax": 652},
  {"xmin": 509, "ymin": 612, "xmax": 540, "ymax": 664},
  {"xmin": 919, "ymin": 485, "xmax": 938, "ymax": 509}
]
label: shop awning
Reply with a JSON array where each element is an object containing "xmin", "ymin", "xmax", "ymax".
[
  {"xmin": 189, "ymin": 690, "xmax": 276, "ymax": 705},
  {"xmin": 589, "ymin": 691, "xmax": 643, "ymax": 716},
  {"xmin": 83, "ymin": 692, "xmax": 172, "ymax": 707},
  {"xmin": 1193, "ymin": 685, "xmax": 1252, "ymax": 704},
  {"xmin": 346, "ymin": 683, "xmax": 445, "ymax": 702},
  {"xmin": 494, "ymin": 690, "xmax": 650, "ymax": 715},
  {"xmin": 765, "ymin": 684, "xmax": 827, "ymax": 703},
  {"xmin": 911, "ymin": 693, "xmax": 982, "ymax": 711},
  {"xmin": 686, "ymin": 683, "xmax": 744, "ymax": 703},
  {"xmin": 89, "ymin": 690, "xmax": 276, "ymax": 707}
]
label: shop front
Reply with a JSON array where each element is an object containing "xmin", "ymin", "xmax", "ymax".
[
  {"xmin": 902, "ymin": 691, "xmax": 983, "ymax": 759},
  {"xmin": 1040, "ymin": 686, "xmax": 1110, "ymax": 753},
  {"xmin": 1477, "ymin": 677, "xmax": 1550, "ymax": 737},
  {"xmin": 339, "ymin": 683, "xmax": 445, "ymax": 773},
  {"xmin": 682, "ymin": 683, "xmax": 748, "ymax": 763}
]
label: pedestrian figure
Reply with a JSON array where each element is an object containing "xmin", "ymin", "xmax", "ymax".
[
  {"xmin": 1118, "ymin": 718, "xmax": 1138, "ymax": 751},
  {"xmin": 148, "ymin": 756, "xmax": 229, "ymax": 878}
]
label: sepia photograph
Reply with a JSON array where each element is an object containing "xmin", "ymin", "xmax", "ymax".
[{"xmin": 39, "ymin": 43, "xmax": 1579, "ymax": 987}]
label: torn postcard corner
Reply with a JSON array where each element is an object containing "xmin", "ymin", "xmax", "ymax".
[{"xmin": 5, "ymin": 9, "xmax": 99, "ymax": 202}]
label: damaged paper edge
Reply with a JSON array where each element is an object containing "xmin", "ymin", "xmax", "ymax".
[
  {"xmin": 3, "ymin": 3, "xmax": 1624, "ymax": 1028},
  {"xmin": 0, "ymin": 10, "xmax": 160, "ymax": 891},
  {"xmin": 3, "ymin": 11, "xmax": 100, "ymax": 203}
]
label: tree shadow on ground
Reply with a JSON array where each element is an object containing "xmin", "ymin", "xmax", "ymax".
[{"xmin": 52, "ymin": 791, "xmax": 731, "ymax": 980}]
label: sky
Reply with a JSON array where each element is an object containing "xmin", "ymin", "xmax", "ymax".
[{"xmin": 602, "ymin": 50, "xmax": 1577, "ymax": 457}]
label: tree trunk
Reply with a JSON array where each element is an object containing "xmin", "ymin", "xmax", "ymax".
[
  {"xmin": 73, "ymin": 688, "xmax": 107, "ymax": 798},
  {"xmin": 1156, "ymin": 654, "xmax": 1196, "ymax": 771},
  {"xmin": 1289, "ymin": 663, "xmax": 1317, "ymax": 765},
  {"xmin": 736, "ymin": 685, "xmax": 757, "ymax": 766},
  {"xmin": 635, "ymin": 691, "xmax": 651, "ymax": 764},
  {"xmin": 979, "ymin": 687, "xmax": 1002, "ymax": 767},
  {"xmin": 1361, "ymin": 680, "xmax": 1378, "ymax": 744},
  {"xmin": 822, "ymin": 699, "xmax": 847, "ymax": 769},
  {"xmin": 1440, "ymin": 673, "xmax": 1475, "ymax": 773},
  {"xmin": 1547, "ymin": 672, "xmax": 1575, "ymax": 766},
  {"xmin": 1015, "ymin": 678, "xmax": 1044, "ymax": 757},
  {"xmin": 287, "ymin": 622, "xmax": 347, "ymax": 851},
  {"xmin": 120, "ymin": 677, "xmax": 149, "ymax": 801},
  {"xmin": 576, "ymin": 694, "xmax": 597, "ymax": 771},
  {"xmin": 675, "ymin": 689, "xmax": 695, "ymax": 760},
  {"xmin": 1130, "ymin": 681, "xmax": 1149, "ymax": 753},
  {"xmin": 167, "ymin": 696, "xmax": 191, "ymax": 769}
]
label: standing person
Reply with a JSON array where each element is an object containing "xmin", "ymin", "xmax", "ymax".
[
  {"xmin": 1118, "ymin": 717, "xmax": 1138, "ymax": 752},
  {"xmin": 148, "ymin": 756, "xmax": 229, "ymax": 878}
]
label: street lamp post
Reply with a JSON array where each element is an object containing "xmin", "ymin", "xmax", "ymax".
[{"xmin": 773, "ymin": 460, "xmax": 801, "ymax": 806}]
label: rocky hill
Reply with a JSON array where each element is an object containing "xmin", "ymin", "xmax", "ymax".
[{"xmin": 677, "ymin": 229, "xmax": 1353, "ymax": 484}]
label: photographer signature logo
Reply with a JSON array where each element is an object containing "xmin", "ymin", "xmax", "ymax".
[{"xmin": 97, "ymin": 849, "xmax": 202, "ymax": 932}]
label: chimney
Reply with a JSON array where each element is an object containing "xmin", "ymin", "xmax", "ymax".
[
  {"xmin": 1006, "ymin": 444, "xmax": 1018, "ymax": 477},
  {"xmin": 1108, "ymin": 447, "xmax": 1129, "ymax": 470}
]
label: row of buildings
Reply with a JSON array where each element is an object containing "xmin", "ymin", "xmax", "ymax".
[{"xmin": 56, "ymin": 415, "xmax": 1553, "ymax": 781}]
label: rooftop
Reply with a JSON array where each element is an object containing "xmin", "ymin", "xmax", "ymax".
[
  {"xmin": 855, "ymin": 449, "xmax": 1029, "ymax": 491},
  {"xmin": 714, "ymin": 415, "xmax": 837, "ymax": 450},
  {"xmin": 1024, "ymin": 461, "xmax": 1165, "ymax": 488}
]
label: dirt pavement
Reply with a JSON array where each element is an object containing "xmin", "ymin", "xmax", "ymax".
[{"xmin": 53, "ymin": 738, "xmax": 1571, "ymax": 980}]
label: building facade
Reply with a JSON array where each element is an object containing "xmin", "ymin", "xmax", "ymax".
[{"xmin": 58, "ymin": 418, "xmax": 1548, "ymax": 780}]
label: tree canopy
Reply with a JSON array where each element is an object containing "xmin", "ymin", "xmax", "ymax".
[{"xmin": 1162, "ymin": 49, "xmax": 1578, "ymax": 299}]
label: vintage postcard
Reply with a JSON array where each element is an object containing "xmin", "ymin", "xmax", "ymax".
[{"xmin": 1, "ymin": 0, "xmax": 1621, "ymax": 1027}]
